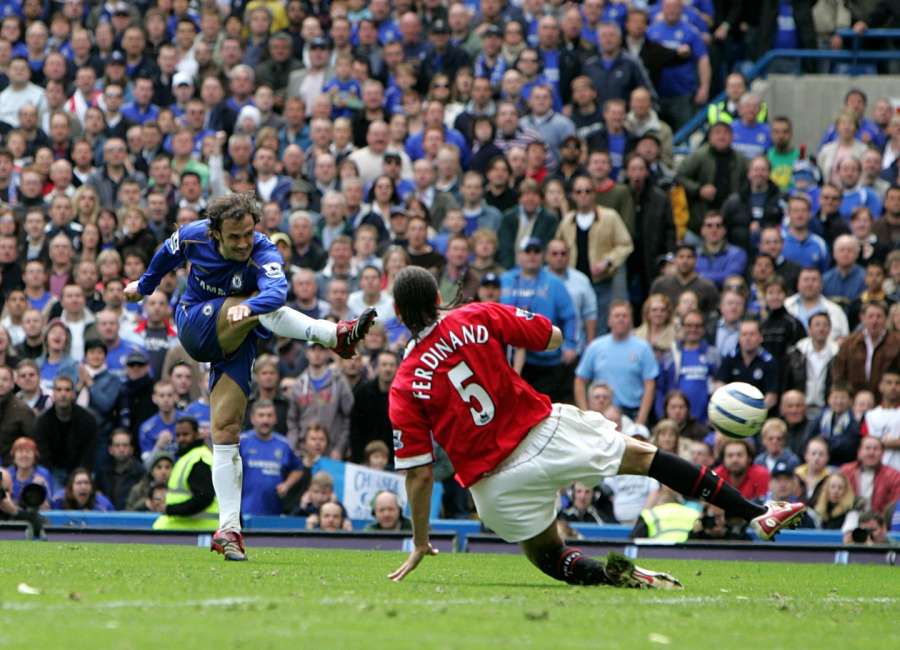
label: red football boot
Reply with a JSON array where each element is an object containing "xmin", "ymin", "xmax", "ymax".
[
  {"xmin": 750, "ymin": 501, "xmax": 807, "ymax": 541},
  {"xmin": 211, "ymin": 529, "xmax": 247, "ymax": 561},
  {"xmin": 333, "ymin": 308, "xmax": 377, "ymax": 359}
]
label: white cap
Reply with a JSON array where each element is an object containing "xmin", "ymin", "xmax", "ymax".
[{"xmin": 172, "ymin": 71, "xmax": 194, "ymax": 89}]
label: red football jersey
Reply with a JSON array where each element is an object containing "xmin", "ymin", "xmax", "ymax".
[{"xmin": 389, "ymin": 302, "xmax": 554, "ymax": 487}]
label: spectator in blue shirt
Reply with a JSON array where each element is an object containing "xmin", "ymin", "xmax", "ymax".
[
  {"xmin": 575, "ymin": 300, "xmax": 659, "ymax": 425},
  {"xmin": 121, "ymin": 77, "xmax": 160, "ymax": 126},
  {"xmin": 782, "ymin": 194, "xmax": 830, "ymax": 273},
  {"xmin": 696, "ymin": 211, "xmax": 747, "ymax": 288},
  {"xmin": 138, "ymin": 380, "xmax": 183, "ymax": 463},
  {"xmin": 731, "ymin": 94, "xmax": 771, "ymax": 160},
  {"xmin": 823, "ymin": 234, "xmax": 866, "ymax": 307},
  {"xmin": 818, "ymin": 88, "xmax": 887, "ymax": 151},
  {"xmin": 837, "ymin": 157, "xmax": 883, "ymax": 219},
  {"xmin": 240, "ymin": 400, "xmax": 303, "ymax": 516},
  {"xmin": 501, "ymin": 237, "xmax": 578, "ymax": 402},
  {"xmin": 646, "ymin": 0, "xmax": 711, "ymax": 130},
  {"xmin": 656, "ymin": 309, "xmax": 719, "ymax": 423}
]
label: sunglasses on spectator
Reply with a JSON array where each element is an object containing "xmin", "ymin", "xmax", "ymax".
[
  {"xmin": 432, "ymin": 83, "xmax": 449, "ymax": 88},
  {"xmin": 573, "ymin": 188, "xmax": 593, "ymax": 194}
]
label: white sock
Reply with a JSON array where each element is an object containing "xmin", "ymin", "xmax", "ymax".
[
  {"xmin": 212, "ymin": 443, "xmax": 242, "ymax": 532},
  {"xmin": 258, "ymin": 306, "xmax": 337, "ymax": 346}
]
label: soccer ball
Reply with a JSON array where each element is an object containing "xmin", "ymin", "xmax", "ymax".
[{"xmin": 707, "ymin": 382, "xmax": 767, "ymax": 439}]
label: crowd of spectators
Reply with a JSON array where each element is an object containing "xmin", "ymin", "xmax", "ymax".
[{"xmin": 0, "ymin": 0, "xmax": 899, "ymax": 542}]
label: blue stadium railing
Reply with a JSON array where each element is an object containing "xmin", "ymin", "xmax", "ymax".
[
  {"xmin": 37, "ymin": 510, "xmax": 865, "ymax": 549},
  {"xmin": 673, "ymin": 37, "xmax": 900, "ymax": 148}
]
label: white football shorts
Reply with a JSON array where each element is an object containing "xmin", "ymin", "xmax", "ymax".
[{"xmin": 469, "ymin": 403, "xmax": 626, "ymax": 543}]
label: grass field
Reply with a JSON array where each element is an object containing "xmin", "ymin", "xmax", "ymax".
[{"xmin": 0, "ymin": 542, "xmax": 897, "ymax": 650}]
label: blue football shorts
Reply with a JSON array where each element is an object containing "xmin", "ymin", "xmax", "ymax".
[{"xmin": 176, "ymin": 298, "xmax": 262, "ymax": 396}]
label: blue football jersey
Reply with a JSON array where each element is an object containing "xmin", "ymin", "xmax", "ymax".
[{"xmin": 137, "ymin": 220, "xmax": 288, "ymax": 315}]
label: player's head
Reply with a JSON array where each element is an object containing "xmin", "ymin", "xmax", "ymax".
[
  {"xmin": 392, "ymin": 266, "xmax": 443, "ymax": 338},
  {"xmin": 207, "ymin": 192, "xmax": 261, "ymax": 262}
]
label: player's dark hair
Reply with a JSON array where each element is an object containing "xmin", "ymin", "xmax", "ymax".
[
  {"xmin": 393, "ymin": 266, "xmax": 465, "ymax": 339},
  {"xmin": 207, "ymin": 192, "xmax": 261, "ymax": 239}
]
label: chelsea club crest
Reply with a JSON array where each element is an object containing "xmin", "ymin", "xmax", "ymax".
[{"xmin": 231, "ymin": 273, "xmax": 243, "ymax": 290}]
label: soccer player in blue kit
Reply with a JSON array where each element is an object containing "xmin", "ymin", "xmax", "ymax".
[{"xmin": 125, "ymin": 193, "xmax": 375, "ymax": 560}]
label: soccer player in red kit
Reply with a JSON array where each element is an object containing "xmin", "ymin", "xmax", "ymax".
[{"xmin": 387, "ymin": 267, "xmax": 806, "ymax": 587}]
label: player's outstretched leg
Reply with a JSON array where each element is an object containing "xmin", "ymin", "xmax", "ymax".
[
  {"xmin": 209, "ymin": 373, "xmax": 248, "ymax": 561},
  {"xmin": 619, "ymin": 437, "xmax": 806, "ymax": 540},
  {"xmin": 521, "ymin": 522, "xmax": 682, "ymax": 589},
  {"xmin": 258, "ymin": 306, "xmax": 377, "ymax": 358}
]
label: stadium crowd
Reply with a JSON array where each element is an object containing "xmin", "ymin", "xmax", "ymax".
[{"xmin": 0, "ymin": 0, "xmax": 899, "ymax": 543}]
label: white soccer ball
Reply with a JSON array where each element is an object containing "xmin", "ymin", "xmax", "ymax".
[{"xmin": 707, "ymin": 382, "xmax": 767, "ymax": 439}]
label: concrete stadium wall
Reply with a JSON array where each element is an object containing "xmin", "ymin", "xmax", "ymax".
[{"xmin": 754, "ymin": 74, "xmax": 900, "ymax": 154}]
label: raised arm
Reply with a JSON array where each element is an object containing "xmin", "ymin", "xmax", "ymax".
[{"xmin": 127, "ymin": 231, "xmax": 187, "ymax": 299}]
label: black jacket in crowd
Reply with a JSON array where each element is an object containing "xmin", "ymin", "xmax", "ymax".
[
  {"xmin": 33, "ymin": 405, "xmax": 98, "ymax": 475},
  {"xmin": 125, "ymin": 374, "xmax": 156, "ymax": 439},
  {"xmin": 349, "ymin": 378, "xmax": 393, "ymax": 464},
  {"xmin": 721, "ymin": 180, "xmax": 784, "ymax": 251},
  {"xmin": 761, "ymin": 306, "xmax": 806, "ymax": 362},
  {"xmin": 95, "ymin": 457, "xmax": 146, "ymax": 511},
  {"xmin": 629, "ymin": 183, "xmax": 676, "ymax": 299}
]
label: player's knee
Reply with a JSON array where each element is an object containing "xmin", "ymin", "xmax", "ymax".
[
  {"xmin": 620, "ymin": 437, "xmax": 658, "ymax": 475},
  {"xmin": 212, "ymin": 420, "xmax": 241, "ymax": 445}
]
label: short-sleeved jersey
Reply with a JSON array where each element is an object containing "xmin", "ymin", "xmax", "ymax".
[
  {"xmin": 137, "ymin": 219, "xmax": 288, "ymax": 316},
  {"xmin": 389, "ymin": 302, "xmax": 554, "ymax": 487}
]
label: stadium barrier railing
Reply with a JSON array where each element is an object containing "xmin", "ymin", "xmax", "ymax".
[{"xmin": 673, "ymin": 41, "xmax": 900, "ymax": 150}]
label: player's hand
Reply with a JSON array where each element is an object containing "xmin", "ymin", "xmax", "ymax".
[
  {"xmin": 227, "ymin": 304, "xmax": 253, "ymax": 324},
  {"xmin": 275, "ymin": 482, "xmax": 289, "ymax": 497},
  {"xmin": 388, "ymin": 543, "xmax": 439, "ymax": 582},
  {"xmin": 124, "ymin": 281, "xmax": 143, "ymax": 302}
]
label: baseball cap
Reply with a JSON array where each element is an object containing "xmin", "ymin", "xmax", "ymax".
[
  {"xmin": 483, "ymin": 24, "xmax": 503, "ymax": 38},
  {"xmin": 431, "ymin": 18, "xmax": 450, "ymax": 34},
  {"xmin": 480, "ymin": 272, "xmax": 500, "ymax": 287},
  {"xmin": 111, "ymin": 1, "xmax": 130, "ymax": 15},
  {"xmin": 625, "ymin": 424, "xmax": 651, "ymax": 440},
  {"xmin": 309, "ymin": 36, "xmax": 330, "ymax": 50},
  {"xmin": 172, "ymin": 71, "xmax": 193, "ymax": 89},
  {"xmin": 771, "ymin": 461, "xmax": 795, "ymax": 478},
  {"xmin": 270, "ymin": 232, "xmax": 291, "ymax": 247},
  {"xmin": 389, "ymin": 208, "xmax": 407, "ymax": 220},
  {"xmin": 383, "ymin": 151, "xmax": 402, "ymax": 163},
  {"xmin": 146, "ymin": 449, "xmax": 176, "ymax": 471},
  {"xmin": 108, "ymin": 51, "xmax": 125, "ymax": 65},
  {"xmin": 125, "ymin": 351, "xmax": 149, "ymax": 366},
  {"xmin": 792, "ymin": 159, "xmax": 822, "ymax": 185},
  {"xmin": 520, "ymin": 237, "xmax": 544, "ymax": 253}
]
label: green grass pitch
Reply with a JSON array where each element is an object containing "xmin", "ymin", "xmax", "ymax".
[{"xmin": 0, "ymin": 542, "xmax": 897, "ymax": 650}]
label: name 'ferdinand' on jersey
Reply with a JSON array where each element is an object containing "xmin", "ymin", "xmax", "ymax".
[{"xmin": 389, "ymin": 302, "xmax": 554, "ymax": 487}]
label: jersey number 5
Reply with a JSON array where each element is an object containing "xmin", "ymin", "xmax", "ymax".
[{"xmin": 448, "ymin": 361, "xmax": 496, "ymax": 427}]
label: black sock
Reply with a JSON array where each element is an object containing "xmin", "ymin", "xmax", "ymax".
[
  {"xmin": 534, "ymin": 545, "xmax": 609, "ymax": 586},
  {"xmin": 647, "ymin": 450, "xmax": 766, "ymax": 521}
]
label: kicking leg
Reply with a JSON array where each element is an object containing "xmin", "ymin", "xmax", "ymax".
[
  {"xmin": 618, "ymin": 435, "xmax": 766, "ymax": 521},
  {"xmin": 209, "ymin": 372, "xmax": 248, "ymax": 560},
  {"xmin": 617, "ymin": 436, "xmax": 805, "ymax": 537},
  {"xmin": 216, "ymin": 295, "xmax": 263, "ymax": 355}
]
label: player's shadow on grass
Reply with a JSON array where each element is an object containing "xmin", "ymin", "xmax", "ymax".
[{"xmin": 413, "ymin": 578, "xmax": 567, "ymax": 590}]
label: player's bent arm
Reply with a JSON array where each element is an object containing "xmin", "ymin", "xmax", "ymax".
[
  {"xmin": 545, "ymin": 326, "xmax": 563, "ymax": 352},
  {"xmin": 135, "ymin": 231, "xmax": 187, "ymax": 297}
]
